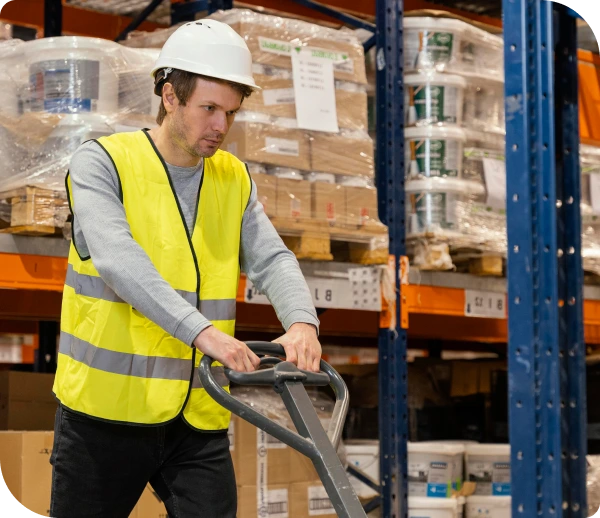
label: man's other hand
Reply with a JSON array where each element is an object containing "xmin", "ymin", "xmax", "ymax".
[{"xmin": 273, "ymin": 323, "xmax": 322, "ymax": 372}]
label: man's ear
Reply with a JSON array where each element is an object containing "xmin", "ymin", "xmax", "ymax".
[{"xmin": 162, "ymin": 82, "xmax": 178, "ymax": 113}]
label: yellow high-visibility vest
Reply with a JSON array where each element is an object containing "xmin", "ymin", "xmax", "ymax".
[{"xmin": 53, "ymin": 129, "xmax": 251, "ymax": 430}]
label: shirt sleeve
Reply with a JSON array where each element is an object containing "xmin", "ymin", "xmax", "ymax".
[
  {"xmin": 68, "ymin": 140, "xmax": 211, "ymax": 346},
  {"xmin": 240, "ymin": 179, "xmax": 320, "ymax": 332}
]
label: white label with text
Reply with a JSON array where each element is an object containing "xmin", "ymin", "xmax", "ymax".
[{"xmin": 464, "ymin": 290, "xmax": 506, "ymax": 318}]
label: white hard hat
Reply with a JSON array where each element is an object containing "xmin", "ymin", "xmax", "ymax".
[{"xmin": 151, "ymin": 19, "xmax": 259, "ymax": 91}]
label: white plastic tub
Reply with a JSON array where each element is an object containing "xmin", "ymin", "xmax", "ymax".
[
  {"xmin": 405, "ymin": 73, "xmax": 466, "ymax": 127},
  {"xmin": 466, "ymin": 496, "xmax": 511, "ymax": 518},
  {"xmin": 406, "ymin": 178, "xmax": 485, "ymax": 237},
  {"xmin": 404, "ymin": 17, "xmax": 504, "ymax": 79},
  {"xmin": 23, "ymin": 36, "xmax": 123, "ymax": 114},
  {"xmin": 465, "ymin": 444, "xmax": 510, "ymax": 496},
  {"xmin": 463, "ymin": 78, "xmax": 505, "ymax": 134},
  {"xmin": 408, "ymin": 441, "xmax": 465, "ymax": 498},
  {"xmin": 408, "ymin": 496, "xmax": 459, "ymax": 518},
  {"xmin": 405, "ymin": 126, "xmax": 466, "ymax": 179},
  {"xmin": 345, "ymin": 440, "xmax": 380, "ymax": 499}
]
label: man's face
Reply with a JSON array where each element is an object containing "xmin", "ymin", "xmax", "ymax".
[{"xmin": 168, "ymin": 77, "xmax": 242, "ymax": 159}]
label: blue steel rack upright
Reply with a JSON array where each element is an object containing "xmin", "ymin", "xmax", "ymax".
[{"xmin": 504, "ymin": 1, "xmax": 587, "ymax": 517}]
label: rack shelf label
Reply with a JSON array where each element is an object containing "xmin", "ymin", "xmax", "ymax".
[{"xmin": 464, "ymin": 289, "xmax": 506, "ymax": 319}]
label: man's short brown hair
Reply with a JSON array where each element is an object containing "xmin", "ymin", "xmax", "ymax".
[{"xmin": 155, "ymin": 68, "xmax": 253, "ymax": 125}]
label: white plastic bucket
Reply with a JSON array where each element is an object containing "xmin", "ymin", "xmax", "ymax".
[
  {"xmin": 23, "ymin": 36, "xmax": 122, "ymax": 114},
  {"xmin": 268, "ymin": 166, "xmax": 303, "ymax": 180},
  {"xmin": 40, "ymin": 113, "xmax": 114, "ymax": 157},
  {"xmin": 345, "ymin": 440, "xmax": 380, "ymax": 499},
  {"xmin": 405, "ymin": 73, "xmax": 466, "ymax": 127},
  {"xmin": 463, "ymin": 79, "xmax": 505, "ymax": 134},
  {"xmin": 466, "ymin": 496, "xmax": 511, "ymax": 518},
  {"xmin": 406, "ymin": 178, "xmax": 484, "ymax": 237},
  {"xmin": 404, "ymin": 17, "xmax": 467, "ymax": 73},
  {"xmin": 306, "ymin": 172, "xmax": 336, "ymax": 184},
  {"xmin": 404, "ymin": 17, "xmax": 504, "ymax": 79},
  {"xmin": 408, "ymin": 496, "xmax": 459, "ymax": 518},
  {"xmin": 408, "ymin": 441, "xmax": 466, "ymax": 498},
  {"xmin": 118, "ymin": 48, "xmax": 160, "ymax": 116},
  {"xmin": 465, "ymin": 444, "xmax": 510, "ymax": 496},
  {"xmin": 405, "ymin": 126, "xmax": 466, "ymax": 179},
  {"xmin": 457, "ymin": 497, "xmax": 466, "ymax": 518}
]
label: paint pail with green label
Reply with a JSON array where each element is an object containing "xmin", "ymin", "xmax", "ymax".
[
  {"xmin": 404, "ymin": 17, "xmax": 466, "ymax": 72},
  {"xmin": 406, "ymin": 73, "xmax": 466, "ymax": 126},
  {"xmin": 405, "ymin": 126, "xmax": 466, "ymax": 179},
  {"xmin": 406, "ymin": 178, "xmax": 485, "ymax": 236}
]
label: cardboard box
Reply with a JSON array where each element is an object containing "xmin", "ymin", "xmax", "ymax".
[
  {"xmin": 276, "ymin": 179, "xmax": 312, "ymax": 220},
  {"xmin": 228, "ymin": 18, "xmax": 367, "ymax": 84},
  {"xmin": 243, "ymin": 69, "xmax": 368, "ymax": 131},
  {"xmin": 238, "ymin": 484, "xmax": 290, "ymax": 518},
  {"xmin": 251, "ymin": 173, "xmax": 277, "ymax": 218},
  {"xmin": 310, "ymin": 132, "xmax": 374, "ymax": 177},
  {"xmin": 231, "ymin": 415, "xmax": 291, "ymax": 486},
  {"xmin": 0, "ymin": 431, "xmax": 167, "ymax": 518},
  {"xmin": 344, "ymin": 186, "xmax": 381, "ymax": 228},
  {"xmin": 0, "ymin": 371, "xmax": 58, "ymax": 430},
  {"xmin": 230, "ymin": 415, "xmax": 319, "ymax": 486},
  {"xmin": 223, "ymin": 120, "xmax": 311, "ymax": 171},
  {"xmin": 311, "ymin": 182, "xmax": 345, "ymax": 226},
  {"xmin": 0, "ymin": 431, "xmax": 54, "ymax": 516},
  {"xmin": 290, "ymin": 482, "xmax": 337, "ymax": 518}
]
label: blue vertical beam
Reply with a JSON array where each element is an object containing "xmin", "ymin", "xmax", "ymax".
[
  {"xmin": 504, "ymin": 0, "xmax": 587, "ymax": 516},
  {"xmin": 554, "ymin": 4, "xmax": 587, "ymax": 516},
  {"xmin": 376, "ymin": 0, "xmax": 408, "ymax": 517},
  {"xmin": 503, "ymin": 0, "xmax": 562, "ymax": 517}
]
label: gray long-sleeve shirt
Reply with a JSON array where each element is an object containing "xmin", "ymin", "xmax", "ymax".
[{"xmin": 68, "ymin": 138, "xmax": 319, "ymax": 346}]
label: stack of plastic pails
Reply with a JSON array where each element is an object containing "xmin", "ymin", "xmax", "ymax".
[
  {"xmin": 403, "ymin": 17, "xmax": 504, "ymax": 245},
  {"xmin": 464, "ymin": 444, "xmax": 511, "ymax": 518},
  {"xmin": 22, "ymin": 36, "xmax": 121, "ymax": 157}
]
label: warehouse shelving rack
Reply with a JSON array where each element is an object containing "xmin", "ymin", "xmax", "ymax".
[{"xmin": 0, "ymin": 0, "xmax": 595, "ymax": 516}]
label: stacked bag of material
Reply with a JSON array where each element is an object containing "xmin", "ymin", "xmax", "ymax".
[
  {"xmin": 403, "ymin": 13, "xmax": 507, "ymax": 270},
  {"xmin": 0, "ymin": 35, "xmax": 162, "ymax": 235}
]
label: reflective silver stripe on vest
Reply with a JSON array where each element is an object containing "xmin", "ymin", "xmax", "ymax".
[
  {"xmin": 65, "ymin": 265, "xmax": 236, "ymax": 321},
  {"xmin": 200, "ymin": 299, "xmax": 236, "ymax": 321},
  {"xmin": 59, "ymin": 331, "xmax": 228, "ymax": 387}
]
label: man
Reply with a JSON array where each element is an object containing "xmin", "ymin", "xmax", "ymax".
[{"xmin": 50, "ymin": 20, "xmax": 321, "ymax": 518}]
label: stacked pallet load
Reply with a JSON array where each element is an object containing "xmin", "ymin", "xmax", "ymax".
[
  {"xmin": 230, "ymin": 386, "xmax": 342, "ymax": 518},
  {"xmin": 206, "ymin": 9, "xmax": 387, "ymax": 264},
  {"xmin": 580, "ymin": 144, "xmax": 600, "ymax": 279},
  {"xmin": 403, "ymin": 13, "xmax": 507, "ymax": 275},
  {"xmin": 0, "ymin": 35, "xmax": 163, "ymax": 236}
]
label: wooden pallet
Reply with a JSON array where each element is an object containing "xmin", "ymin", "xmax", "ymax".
[
  {"xmin": 0, "ymin": 186, "xmax": 67, "ymax": 237},
  {"xmin": 407, "ymin": 236, "xmax": 506, "ymax": 275},
  {"xmin": 271, "ymin": 217, "xmax": 389, "ymax": 264},
  {"xmin": 453, "ymin": 253, "xmax": 505, "ymax": 276}
]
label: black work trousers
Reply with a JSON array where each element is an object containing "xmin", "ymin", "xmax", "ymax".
[{"xmin": 50, "ymin": 404, "xmax": 236, "ymax": 518}]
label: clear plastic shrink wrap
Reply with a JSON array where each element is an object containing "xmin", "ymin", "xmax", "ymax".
[
  {"xmin": 231, "ymin": 385, "xmax": 347, "ymax": 465},
  {"xmin": 0, "ymin": 36, "xmax": 162, "ymax": 231},
  {"xmin": 581, "ymin": 145, "xmax": 600, "ymax": 275},
  {"xmin": 403, "ymin": 14, "xmax": 506, "ymax": 269},
  {"xmin": 204, "ymin": 9, "xmax": 385, "ymax": 246}
]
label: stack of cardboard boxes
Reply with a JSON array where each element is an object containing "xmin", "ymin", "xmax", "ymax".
[
  {"xmin": 231, "ymin": 414, "xmax": 338, "ymax": 518},
  {"xmin": 208, "ymin": 9, "xmax": 382, "ymax": 232}
]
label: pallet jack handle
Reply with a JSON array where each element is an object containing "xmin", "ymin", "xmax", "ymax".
[{"xmin": 199, "ymin": 341, "xmax": 367, "ymax": 518}]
